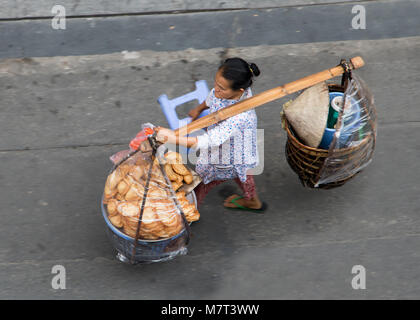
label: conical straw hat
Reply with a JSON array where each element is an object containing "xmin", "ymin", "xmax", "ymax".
[{"xmin": 283, "ymin": 82, "xmax": 329, "ymax": 148}]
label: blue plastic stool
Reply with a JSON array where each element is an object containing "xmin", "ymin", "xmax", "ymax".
[
  {"xmin": 157, "ymin": 80, "xmax": 210, "ymax": 130},
  {"xmin": 157, "ymin": 80, "xmax": 210, "ymax": 155}
]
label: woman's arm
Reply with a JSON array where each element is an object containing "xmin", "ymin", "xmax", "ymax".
[
  {"xmin": 188, "ymin": 101, "xmax": 209, "ymax": 120},
  {"xmin": 155, "ymin": 127, "xmax": 198, "ymax": 148},
  {"xmin": 199, "ymin": 101, "xmax": 209, "ymax": 111},
  {"xmin": 177, "ymin": 136, "xmax": 199, "ymax": 148},
  {"xmin": 156, "ymin": 113, "xmax": 244, "ymax": 150}
]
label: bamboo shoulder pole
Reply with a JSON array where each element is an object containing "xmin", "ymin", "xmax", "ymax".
[{"xmin": 174, "ymin": 56, "xmax": 364, "ymax": 137}]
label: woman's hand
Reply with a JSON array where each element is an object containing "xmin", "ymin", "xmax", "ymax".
[
  {"xmin": 188, "ymin": 102, "xmax": 208, "ymax": 121},
  {"xmin": 155, "ymin": 127, "xmax": 177, "ymax": 144},
  {"xmin": 188, "ymin": 106, "xmax": 202, "ymax": 121},
  {"xmin": 155, "ymin": 126, "xmax": 198, "ymax": 148}
]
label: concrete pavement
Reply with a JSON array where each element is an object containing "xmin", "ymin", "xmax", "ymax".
[
  {"xmin": 1, "ymin": 0, "xmax": 419, "ymax": 58},
  {"xmin": 0, "ymin": 0, "xmax": 361, "ymax": 19}
]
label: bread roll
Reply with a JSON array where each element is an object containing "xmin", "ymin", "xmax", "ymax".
[
  {"xmin": 106, "ymin": 169, "xmax": 123, "ymax": 191},
  {"xmin": 119, "ymin": 201, "xmax": 141, "ymax": 238},
  {"xmin": 176, "ymin": 174, "xmax": 184, "ymax": 184},
  {"xmin": 182, "ymin": 204, "xmax": 200, "ymax": 223},
  {"xmin": 128, "ymin": 165, "xmax": 144, "ymax": 181},
  {"xmin": 183, "ymin": 174, "xmax": 193, "ymax": 184},
  {"xmin": 117, "ymin": 179, "xmax": 130, "ymax": 196},
  {"xmin": 171, "ymin": 181, "xmax": 183, "ymax": 192},
  {"xmin": 107, "ymin": 199, "xmax": 119, "ymax": 216},
  {"xmin": 138, "ymin": 207, "xmax": 164, "ymax": 240},
  {"xmin": 104, "ymin": 184, "xmax": 117, "ymax": 201},
  {"xmin": 164, "ymin": 163, "xmax": 179, "ymax": 182},
  {"xmin": 118, "ymin": 163, "xmax": 132, "ymax": 177},
  {"xmin": 172, "ymin": 163, "xmax": 190, "ymax": 176},
  {"xmin": 109, "ymin": 214, "xmax": 123, "ymax": 228},
  {"xmin": 164, "ymin": 151, "xmax": 183, "ymax": 164},
  {"xmin": 118, "ymin": 201, "xmax": 140, "ymax": 218},
  {"xmin": 147, "ymin": 187, "xmax": 168, "ymax": 200},
  {"xmin": 151, "ymin": 198, "xmax": 177, "ymax": 213},
  {"xmin": 125, "ymin": 181, "xmax": 145, "ymax": 201},
  {"xmin": 150, "ymin": 171, "xmax": 168, "ymax": 187},
  {"xmin": 158, "ymin": 211, "xmax": 183, "ymax": 238},
  {"xmin": 115, "ymin": 193, "xmax": 125, "ymax": 201},
  {"xmin": 176, "ymin": 191, "xmax": 186, "ymax": 199}
]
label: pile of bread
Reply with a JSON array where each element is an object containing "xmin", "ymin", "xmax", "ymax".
[
  {"xmin": 103, "ymin": 151, "xmax": 200, "ymax": 240},
  {"xmin": 162, "ymin": 151, "xmax": 194, "ymax": 192}
]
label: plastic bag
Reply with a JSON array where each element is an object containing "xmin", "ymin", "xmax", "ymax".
[
  {"xmin": 283, "ymin": 74, "xmax": 377, "ymax": 188},
  {"xmin": 109, "ymin": 149, "xmax": 131, "ymax": 165},
  {"xmin": 109, "ymin": 122, "xmax": 156, "ymax": 164},
  {"xmin": 104, "ymin": 150, "xmax": 199, "ymax": 239},
  {"xmin": 315, "ymin": 74, "xmax": 377, "ymax": 186},
  {"xmin": 102, "ymin": 142, "xmax": 200, "ymax": 263}
]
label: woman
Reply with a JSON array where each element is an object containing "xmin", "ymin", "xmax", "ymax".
[{"xmin": 155, "ymin": 57, "xmax": 266, "ymax": 212}]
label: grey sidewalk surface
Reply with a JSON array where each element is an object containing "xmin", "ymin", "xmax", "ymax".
[
  {"xmin": 1, "ymin": 34, "xmax": 419, "ymax": 298},
  {"xmin": 1, "ymin": 0, "xmax": 418, "ymax": 59},
  {"xmin": 1, "ymin": 0, "xmax": 358, "ymax": 19}
]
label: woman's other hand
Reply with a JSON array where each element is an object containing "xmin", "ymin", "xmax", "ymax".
[
  {"xmin": 188, "ymin": 106, "xmax": 202, "ymax": 121},
  {"xmin": 188, "ymin": 101, "xmax": 208, "ymax": 121}
]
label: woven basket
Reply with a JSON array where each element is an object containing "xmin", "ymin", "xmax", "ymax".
[{"xmin": 284, "ymin": 84, "xmax": 374, "ymax": 189}]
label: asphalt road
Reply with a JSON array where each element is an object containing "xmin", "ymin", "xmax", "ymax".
[
  {"xmin": 0, "ymin": 0, "xmax": 419, "ymax": 299},
  {"xmin": 1, "ymin": 0, "xmax": 420, "ymax": 58}
]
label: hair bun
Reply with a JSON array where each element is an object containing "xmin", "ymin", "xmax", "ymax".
[{"xmin": 249, "ymin": 63, "xmax": 261, "ymax": 77}]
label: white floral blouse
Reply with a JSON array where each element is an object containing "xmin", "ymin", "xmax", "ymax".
[{"xmin": 195, "ymin": 87, "xmax": 259, "ymax": 184}]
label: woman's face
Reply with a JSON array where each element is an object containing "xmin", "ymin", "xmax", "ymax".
[{"xmin": 214, "ymin": 69, "xmax": 244, "ymax": 100}]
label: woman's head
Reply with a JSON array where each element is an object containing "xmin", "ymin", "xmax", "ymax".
[{"xmin": 214, "ymin": 57, "xmax": 261, "ymax": 100}]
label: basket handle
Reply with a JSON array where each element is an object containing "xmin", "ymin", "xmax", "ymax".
[{"xmin": 174, "ymin": 57, "xmax": 365, "ymax": 137}]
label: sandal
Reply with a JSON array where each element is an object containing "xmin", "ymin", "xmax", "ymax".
[{"xmin": 224, "ymin": 196, "xmax": 267, "ymax": 213}]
